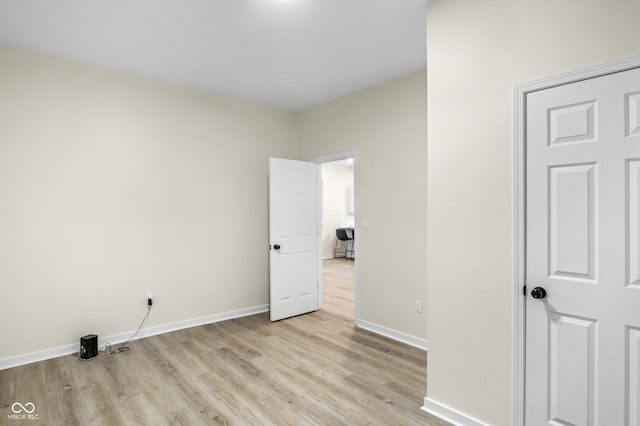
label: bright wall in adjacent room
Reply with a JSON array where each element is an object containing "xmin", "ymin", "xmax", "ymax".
[
  {"xmin": 426, "ymin": 0, "xmax": 640, "ymax": 424},
  {"xmin": 0, "ymin": 45, "xmax": 298, "ymax": 360},
  {"xmin": 321, "ymin": 162, "xmax": 354, "ymax": 259}
]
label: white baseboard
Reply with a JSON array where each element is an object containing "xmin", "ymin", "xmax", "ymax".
[
  {"xmin": 422, "ymin": 397, "xmax": 488, "ymax": 426},
  {"xmin": 0, "ymin": 304, "xmax": 270, "ymax": 371},
  {"xmin": 356, "ymin": 319, "xmax": 427, "ymax": 351}
]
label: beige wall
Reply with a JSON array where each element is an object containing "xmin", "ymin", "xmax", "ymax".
[
  {"xmin": 0, "ymin": 46, "xmax": 428, "ymax": 363},
  {"xmin": 0, "ymin": 45, "xmax": 298, "ymax": 360},
  {"xmin": 298, "ymin": 69, "xmax": 428, "ymax": 341},
  {"xmin": 426, "ymin": 0, "xmax": 640, "ymax": 424},
  {"xmin": 321, "ymin": 163, "xmax": 354, "ymax": 258}
]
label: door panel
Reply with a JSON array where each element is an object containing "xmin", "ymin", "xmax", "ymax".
[
  {"xmin": 548, "ymin": 100, "xmax": 597, "ymax": 146},
  {"xmin": 628, "ymin": 326, "xmax": 640, "ymax": 425},
  {"xmin": 547, "ymin": 312, "xmax": 597, "ymax": 426},
  {"xmin": 269, "ymin": 157, "xmax": 319, "ymax": 321},
  {"xmin": 628, "ymin": 160, "xmax": 640, "ymax": 287},
  {"xmin": 526, "ymin": 67, "xmax": 640, "ymax": 426},
  {"xmin": 548, "ymin": 163, "xmax": 597, "ymax": 280},
  {"xmin": 627, "ymin": 92, "xmax": 640, "ymax": 137}
]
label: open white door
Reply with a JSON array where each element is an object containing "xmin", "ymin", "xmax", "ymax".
[
  {"xmin": 269, "ymin": 157, "xmax": 319, "ymax": 321},
  {"xmin": 525, "ymin": 67, "xmax": 640, "ymax": 425}
]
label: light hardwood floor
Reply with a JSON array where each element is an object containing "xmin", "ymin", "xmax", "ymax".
[{"xmin": 1, "ymin": 258, "xmax": 449, "ymax": 425}]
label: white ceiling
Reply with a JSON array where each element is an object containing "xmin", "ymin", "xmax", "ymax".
[{"xmin": 0, "ymin": 0, "xmax": 427, "ymax": 111}]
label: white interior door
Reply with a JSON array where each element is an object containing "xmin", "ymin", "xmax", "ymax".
[
  {"xmin": 525, "ymin": 67, "xmax": 640, "ymax": 425},
  {"xmin": 269, "ymin": 157, "xmax": 319, "ymax": 321}
]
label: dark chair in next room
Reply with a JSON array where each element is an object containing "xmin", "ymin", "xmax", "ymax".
[{"xmin": 334, "ymin": 228, "xmax": 354, "ymax": 260}]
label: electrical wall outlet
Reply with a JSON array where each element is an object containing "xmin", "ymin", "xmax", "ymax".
[
  {"xmin": 415, "ymin": 300, "xmax": 422, "ymax": 313},
  {"xmin": 147, "ymin": 293, "xmax": 153, "ymax": 307}
]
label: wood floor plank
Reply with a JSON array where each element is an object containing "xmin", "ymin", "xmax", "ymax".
[{"xmin": 0, "ymin": 259, "xmax": 449, "ymax": 425}]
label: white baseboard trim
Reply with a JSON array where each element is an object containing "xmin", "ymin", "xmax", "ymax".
[
  {"xmin": 0, "ymin": 304, "xmax": 270, "ymax": 371},
  {"xmin": 422, "ymin": 397, "xmax": 488, "ymax": 426},
  {"xmin": 132, "ymin": 304, "xmax": 269, "ymax": 342},
  {"xmin": 356, "ymin": 319, "xmax": 427, "ymax": 351}
]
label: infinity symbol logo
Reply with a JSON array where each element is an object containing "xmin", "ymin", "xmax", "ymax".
[{"xmin": 11, "ymin": 402, "xmax": 35, "ymax": 414}]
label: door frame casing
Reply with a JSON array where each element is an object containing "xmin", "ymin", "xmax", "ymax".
[
  {"xmin": 313, "ymin": 150, "xmax": 359, "ymax": 323},
  {"xmin": 513, "ymin": 53, "xmax": 640, "ymax": 426}
]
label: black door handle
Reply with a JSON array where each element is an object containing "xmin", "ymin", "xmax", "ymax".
[
  {"xmin": 273, "ymin": 244, "xmax": 281, "ymax": 250},
  {"xmin": 531, "ymin": 287, "xmax": 547, "ymax": 299}
]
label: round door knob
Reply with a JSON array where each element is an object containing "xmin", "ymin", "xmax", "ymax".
[
  {"xmin": 531, "ymin": 287, "xmax": 547, "ymax": 299},
  {"xmin": 273, "ymin": 244, "xmax": 281, "ymax": 250}
]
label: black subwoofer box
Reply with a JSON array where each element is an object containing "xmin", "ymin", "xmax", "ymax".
[{"xmin": 80, "ymin": 334, "xmax": 98, "ymax": 359}]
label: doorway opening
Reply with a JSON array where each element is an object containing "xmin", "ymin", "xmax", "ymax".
[{"xmin": 316, "ymin": 152, "xmax": 358, "ymax": 322}]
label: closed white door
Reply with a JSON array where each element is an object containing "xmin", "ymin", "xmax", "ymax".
[
  {"xmin": 269, "ymin": 157, "xmax": 319, "ymax": 321},
  {"xmin": 526, "ymin": 67, "xmax": 640, "ymax": 425}
]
